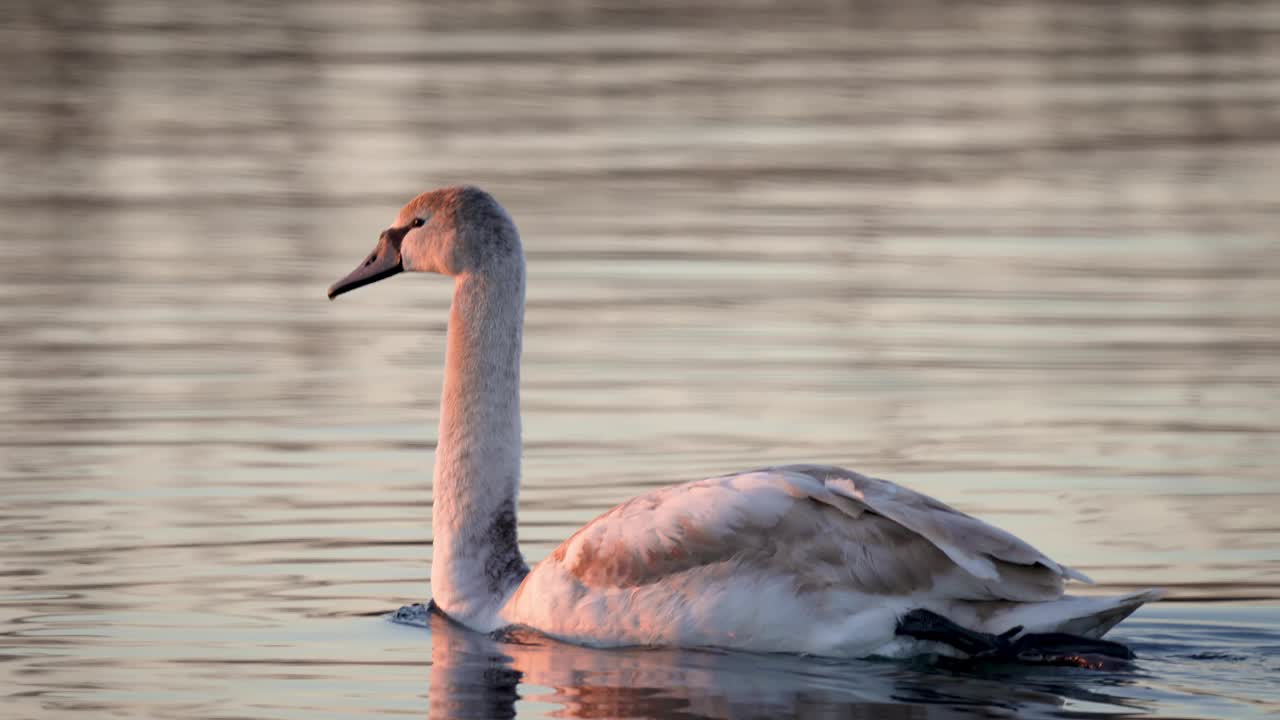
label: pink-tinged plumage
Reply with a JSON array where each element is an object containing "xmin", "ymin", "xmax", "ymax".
[{"xmin": 503, "ymin": 465, "xmax": 1159, "ymax": 656}]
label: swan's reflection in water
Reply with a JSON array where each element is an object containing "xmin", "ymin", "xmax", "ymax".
[{"xmin": 423, "ymin": 609, "xmax": 1151, "ymax": 719}]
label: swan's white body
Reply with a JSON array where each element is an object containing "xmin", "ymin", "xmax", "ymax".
[
  {"xmin": 504, "ymin": 466, "xmax": 1159, "ymax": 657},
  {"xmin": 329, "ymin": 186, "xmax": 1160, "ymax": 658}
]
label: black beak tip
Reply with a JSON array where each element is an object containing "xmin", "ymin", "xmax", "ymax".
[{"xmin": 327, "ymin": 232, "xmax": 405, "ymax": 302}]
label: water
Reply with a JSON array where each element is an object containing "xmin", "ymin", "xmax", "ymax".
[{"xmin": 2, "ymin": 1, "xmax": 1278, "ymax": 718}]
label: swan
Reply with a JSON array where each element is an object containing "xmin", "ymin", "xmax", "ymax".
[{"xmin": 327, "ymin": 185, "xmax": 1161, "ymax": 661}]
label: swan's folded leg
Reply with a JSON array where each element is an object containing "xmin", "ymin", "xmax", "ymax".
[
  {"xmin": 895, "ymin": 608, "xmax": 1015, "ymax": 656},
  {"xmin": 895, "ymin": 608, "xmax": 1135, "ymax": 664}
]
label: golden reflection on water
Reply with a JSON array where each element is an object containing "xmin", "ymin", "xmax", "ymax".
[{"xmin": 1, "ymin": 1, "xmax": 1279, "ymax": 718}]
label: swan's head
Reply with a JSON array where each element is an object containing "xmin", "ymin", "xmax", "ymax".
[{"xmin": 327, "ymin": 185, "xmax": 521, "ymax": 299}]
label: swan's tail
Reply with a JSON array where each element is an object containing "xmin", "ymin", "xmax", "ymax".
[{"xmin": 979, "ymin": 588, "xmax": 1164, "ymax": 639}]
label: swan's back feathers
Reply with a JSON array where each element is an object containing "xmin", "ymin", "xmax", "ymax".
[
  {"xmin": 549, "ymin": 472, "xmax": 953, "ymax": 596},
  {"xmin": 781, "ymin": 465, "xmax": 1093, "ymax": 585},
  {"xmin": 541, "ymin": 464, "xmax": 1085, "ymax": 604}
]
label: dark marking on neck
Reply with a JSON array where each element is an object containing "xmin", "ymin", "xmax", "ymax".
[{"xmin": 483, "ymin": 497, "xmax": 528, "ymax": 595}]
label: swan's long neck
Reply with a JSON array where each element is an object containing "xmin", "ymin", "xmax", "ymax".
[{"xmin": 430, "ymin": 261, "xmax": 528, "ymax": 629}]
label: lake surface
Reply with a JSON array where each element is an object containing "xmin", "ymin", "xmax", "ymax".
[{"xmin": 2, "ymin": 1, "xmax": 1278, "ymax": 718}]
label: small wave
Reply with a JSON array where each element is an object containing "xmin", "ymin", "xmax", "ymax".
[{"xmin": 1176, "ymin": 651, "xmax": 1250, "ymax": 661}]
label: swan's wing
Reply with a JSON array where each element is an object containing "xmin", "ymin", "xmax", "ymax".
[
  {"xmin": 779, "ymin": 464, "xmax": 1093, "ymax": 585},
  {"xmin": 541, "ymin": 464, "xmax": 1086, "ymax": 602}
]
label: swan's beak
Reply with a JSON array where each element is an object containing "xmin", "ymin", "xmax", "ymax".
[{"xmin": 327, "ymin": 227, "xmax": 407, "ymax": 300}]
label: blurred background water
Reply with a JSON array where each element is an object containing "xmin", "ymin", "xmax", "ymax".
[{"xmin": 2, "ymin": 1, "xmax": 1278, "ymax": 718}]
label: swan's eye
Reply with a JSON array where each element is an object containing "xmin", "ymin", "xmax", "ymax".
[{"xmin": 410, "ymin": 217, "xmax": 425, "ymax": 228}]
